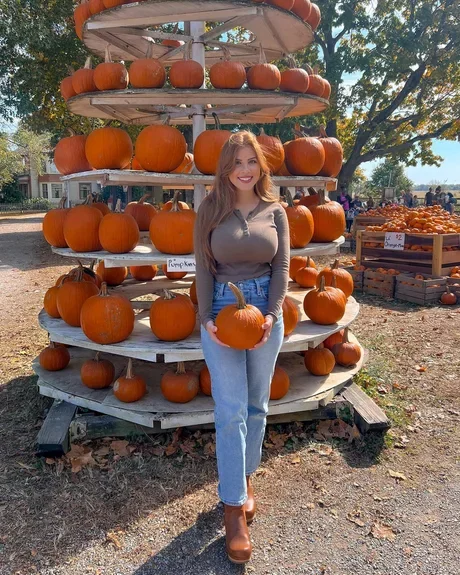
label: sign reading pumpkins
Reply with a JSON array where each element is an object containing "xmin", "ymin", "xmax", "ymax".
[
  {"xmin": 384, "ymin": 232, "xmax": 405, "ymax": 251},
  {"xmin": 167, "ymin": 257, "xmax": 196, "ymax": 272}
]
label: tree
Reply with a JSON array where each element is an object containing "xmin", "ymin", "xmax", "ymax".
[{"xmin": 369, "ymin": 159, "xmax": 414, "ymax": 196}]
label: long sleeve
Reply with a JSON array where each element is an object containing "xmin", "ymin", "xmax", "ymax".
[
  {"xmin": 267, "ymin": 206, "xmax": 289, "ymax": 321},
  {"xmin": 194, "ymin": 206, "xmax": 215, "ymax": 327}
]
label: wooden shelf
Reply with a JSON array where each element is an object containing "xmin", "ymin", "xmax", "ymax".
[
  {"xmin": 60, "ymin": 169, "xmax": 337, "ymax": 191},
  {"xmin": 66, "ymin": 88, "xmax": 328, "ymax": 125},
  {"xmin": 82, "ymin": 0, "xmax": 314, "ymax": 65},
  {"xmin": 38, "ymin": 281, "xmax": 359, "ymax": 363},
  {"xmin": 33, "ymin": 337, "xmax": 365, "ymax": 429},
  {"xmin": 51, "ymin": 237, "xmax": 344, "ymax": 268}
]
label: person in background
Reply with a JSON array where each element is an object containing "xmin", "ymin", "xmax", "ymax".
[
  {"xmin": 351, "ymin": 195, "xmax": 363, "ymax": 210},
  {"xmin": 402, "ymin": 190, "xmax": 413, "ymax": 208},
  {"xmin": 425, "ymin": 187, "xmax": 434, "ymax": 206},
  {"xmin": 293, "ymin": 187, "xmax": 305, "ymax": 200},
  {"xmin": 412, "ymin": 194, "xmax": 419, "ymax": 207},
  {"xmin": 345, "ymin": 206, "xmax": 356, "ymax": 233},
  {"xmin": 338, "ymin": 189, "xmax": 350, "ymax": 212},
  {"xmin": 445, "ymin": 192, "xmax": 455, "ymax": 214},
  {"xmin": 434, "ymin": 186, "xmax": 442, "ymax": 205},
  {"xmin": 367, "ymin": 195, "xmax": 375, "ymax": 210}
]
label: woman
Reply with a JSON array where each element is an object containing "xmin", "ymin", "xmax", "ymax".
[{"xmin": 194, "ymin": 131, "xmax": 289, "ymax": 564}]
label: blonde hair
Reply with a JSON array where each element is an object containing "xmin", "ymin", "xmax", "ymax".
[{"xmin": 195, "ymin": 131, "xmax": 278, "ymax": 275}]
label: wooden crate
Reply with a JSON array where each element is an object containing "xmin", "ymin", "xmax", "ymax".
[
  {"xmin": 395, "ymin": 274, "xmax": 447, "ymax": 305},
  {"xmin": 356, "ymin": 231, "xmax": 460, "ymax": 276},
  {"xmin": 344, "ymin": 266, "xmax": 363, "ymax": 291},
  {"xmin": 352, "ymin": 215, "xmax": 387, "ymax": 235},
  {"xmin": 446, "ymin": 277, "xmax": 460, "ymax": 299},
  {"xmin": 363, "ymin": 269, "xmax": 395, "ymax": 298}
]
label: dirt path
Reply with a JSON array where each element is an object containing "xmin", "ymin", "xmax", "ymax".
[{"xmin": 0, "ymin": 214, "xmax": 459, "ymax": 575}]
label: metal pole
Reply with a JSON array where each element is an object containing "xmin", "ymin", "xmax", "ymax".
[{"xmin": 190, "ymin": 21, "xmax": 206, "ymax": 210}]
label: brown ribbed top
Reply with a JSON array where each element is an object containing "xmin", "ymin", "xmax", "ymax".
[{"xmin": 194, "ymin": 200, "xmax": 289, "ymax": 326}]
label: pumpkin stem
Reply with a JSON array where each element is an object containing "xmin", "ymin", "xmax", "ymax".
[
  {"xmin": 284, "ymin": 189, "xmax": 295, "ymax": 207},
  {"xmin": 306, "ymin": 256, "xmax": 312, "ymax": 267},
  {"xmin": 342, "ymin": 327, "xmax": 350, "ymax": 343},
  {"xmin": 317, "ymin": 189, "xmax": 327, "ymax": 205},
  {"xmin": 49, "ymin": 341, "xmax": 57, "ymax": 349},
  {"xmin": 126, "ymin": 358, "xmax": 134, "ymax": 379},
  {"xmin": 75, "ymin": 265, "xmax": 84, "ymax": 282},
  {"xmin": 146, "ymin": 42, "xmax": 154, "ymax": 59},
  {"xmin": 319, "ymin": 126, "xmax": 328, "ymax": 138},
  {"xmin": 104, "ymin": 44, "xmax": 112, "ymax": 63},
  {"xmin": 228, "ymin": 282, "xmax": 247, "ymax": 310},
  {"xmin": 84, "ymin": 56, "xmax": 93, "ymax": 70},
  {"xmin": 58, "ymin": 197, "xmax": 67, "ymax": 209},
  {"xmin": 170, "ymin": 190, "xmax": 182, "ymax": 212},
  {"xmin": 212, "ymin": 112, "xmax": 221, "ymax": 131},
  {"xmin": 176, "ymin": 362, "xmax": 186, "ymax": 375},
  {"xmin": 304, "ymin": 63, "xmax": 313, "ymax": 75},
  {"xmin": 332, "ymin": 259, "xmax": 340, "ymax": 270},
  {"xmin": 162, "ymin": 289, "xmax": 175, "ymax": 300},
  {"xmin": 307, "ymin": 187, "xmax": 318, "ymax": 197},
  {"xmin": 316, "ymin": 342, "xmax": 325, "ymax": 349},
  {"xmin": 138, "ymin": 193, "xmax": 151, "ymax": 205},
  {"xmin": 114, "ymin": 198, "xmax": 122, "ymax": 212},
  {"xmin": 318, "ymin": 276, "xmax": 326, "ymax": 292},
  {"xmin": 100, "ymin": 282, "xmax": 109, "ymax": 297},
  {"xmin": 94, "ymin": 351, "xmax": 100, "ymax": 361},
  {"xmin": 258, "ymin": 43, "xmax": 267, "ymax": 64},
  {"xmin": 287, "ymin": 55, "xmax": 297, "ymax": 69},
  {"xmin": 331, "ymin": 275, "xmax": 338, "ymax": 288}
]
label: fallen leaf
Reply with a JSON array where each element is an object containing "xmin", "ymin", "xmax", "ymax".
[
  {"xmin": 105, "ymin": 531, "xmax": 122, "ymax": 549},
  {"xmin": 370, "ymin": 521, "xmax": 396, "ymax": 541},
  {"xmin": 414, "ymin": 365, "xmax": 427, "ymax": 372},
  {"xmin": 151, "ymin": 446, "xmax": 165, "ymax": 457},
  {"xmin": 203, "ymin": 442, "xmax": 216, "ymax": 456},
  {"xmin": 291, "ymin": 454, "xmax": 301, "ymax": 464},
  {"xmin": 94, "ymin": 446, "xmax": 111, "ymax": 457},
  {"xmin": 388, "ymin": 469, "xmax": 407, "ymax": 481},
  {"xmin": 110, "ymin": 440, "xmax": 130, "ymax": 457},
  {"xmin": 66, "ymin": 444, "xmax": 96, "ymax": 473},
  {"xmin": 347, "ymin": 510, "xmax": 365, "ymax": 527},
  {"xmin": 45, "ymin": 458, "xmax": 55, "ymax": 465},
  {"xmin": 165, "ymin": 443, "xmax": 178, "ymax": 456}
]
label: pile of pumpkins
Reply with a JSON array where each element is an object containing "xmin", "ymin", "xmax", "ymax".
[
  {"xmin": 61, "ymin": 45, "xmax": 330, "ymax": 100},
  {"xmin": 366, "ymin": 204, "xmax": 460, "ymax": 235},
  {"xmin": 74, "ymin": 0, "xmax": 322, "ymax": 42},
  {"xmin": 54, "ymin": 123, "xmax": 343, "ymax": 178}
]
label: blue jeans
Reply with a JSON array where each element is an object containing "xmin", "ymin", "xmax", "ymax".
[{"xmin": 200, "ymin": 274, "xmax": 285, "ymax": 506}]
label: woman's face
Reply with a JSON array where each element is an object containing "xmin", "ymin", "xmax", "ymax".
[{"xmin": 229, "ymin": 145, "xmax": 261, "ymax": 192}]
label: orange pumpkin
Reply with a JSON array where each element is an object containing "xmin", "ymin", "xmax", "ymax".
[
  {"xmin": 56, "ymin": 267, "xmax": 100, "ymax": 327},
  {"xmin": 270, "ymin": 366, "xmax": 290, "ymax": 400},
  {"xmin": 279, "ymin": 58, "xmax": 309, "ymax": 93},
  {"xmin": 303, "ymin": 276, "xmax": 346, "ymax": 325},
  {"xmin": 39, "ymin": 342, "xmax": 71, "ymax": 371},
  {"xmin": 149, "ymin": 192, "xmax": 196, "ymax": 254},
  {"xmin": 80, "ymin": 282, "xmax": 135, "ymax": 344},
  {"xmin": 285, "ymin": 133, "xmax": 325, "ymax": 176},
  {"xmin": 58, "ymin": 260, "xmax": 102, "ymax": 287},
  {"xmin": 98, "ymin": 201, "xmax": 139, "ymax": 254},
  {"xmin": 42, "ymin": 197, "xmax": 69, "ymax": 248},
  {"xmin": 129, "ymin": 44, "xmax": 166, "ymax": 88},
  {"xmin": 113, "ymin": 358, "xmax": 147, "ymax": 403},
  {"xmin": 85, "ymin": 127, "xmax": 133, "ymax": 170},
  {"xmin": 161, "ymin": 362, "xmax": 199, "ymax": 403},
  {"xmin": 268, "ymin": 0, "xmax": 295, "ymax": 9},
  {"xmin": 135, "ymin": 124, "xmax": 186, "ymax": 173},
  {"xmin": 72, "ymin": 56, "xmax": 98, "ymax": 94},
  {"xmin": 316, "ymin": 259, "xmax": 353, "ymax": 298},
  {"xmin": 306, "ymin": 2, "xmax": 321, "ymax": 30},
  {"xmin": 73, "ymin": 1, "xmax": 91, "ymax": 40},
  {"xmin": 80, "ymin": 352, "xmax": 115, "ymax": 389},
  {"xmin": 171, "ymin": 152, "xmax": 194, "ymax": 174},
  {"xmin": 283, "ymin": 190, "xmax": 314, "ymax": 248},
  {"xmin": 149, "ymin": 289, "xmax": 196, "ymax": 341},
  {"xmin": 162, "ymin": 198, "xmax": 190, "ymax": 211},
  {"xmin": 169, "ymin": 48, "xmax": 204, "ymax": 89},
  {"xmin": 161, "ymin": 264, "xmax": 187, "ymax": 280},
  {"xmin": 209, "ymin": 46, "xmax": 246, "ymax": 89},
  {"xmin": 322, "ymin": 329, "xmax": 344, "ymax": 351},
  {"xmin": 304, "ymin": 64, "xmax": 326, "ymax": 97},
  {"xmin": 129, "ymin": 265, "xmax": 158, "ymax": 281},
  {"xmin": 189, "ymin": 279, "xmax": 198, "ymax": 304},
  {"xmin": 291, "ymin": 0, "xmax": 312, "ymax": 21},
  {"xmin": 247, "ymin": 47, "xmax": 281, "ymax": 90},
  {"xmin": 295, "ymin": 259, "xmax": 319, "ymax": 287},
  {"xmin": 88, "ymin": 0, "xmax": 105, "ymax": 15},
  {"xmin": 289, "ymin": 255, "xmax": 316, "ymax": 281},
  {"xmin": 331, "ymin": 328, "xmax": 361, "ymax": 366},
  {"xmin": 92, "ymin": 196, "xmax": 110, "ymax": 216},
  {"xmin": 194, "ymin": 114, "xmax": 231, "ymax": 175},
  {"xmin": 60, "ymin": 75, "xmax": 77, "ymax": 101},
  {"xmin": 317, "ymin": 127, "xmax": 343, "ymax": 178},
  {"xmin": 215, "ymin": 283, "xmax": 265, "ymax": 349},
  {"xmin": 54, "ymin": 133, "xmax": 92, "ymax": 176},
  {"xmin": 63, "ymin": 200, "xmax": 103, "ymax": 252},
  {"xmin": 256, "ymin": 128, "xmax": 285, "ymax": 174},
  {"xmin": 43, "ymin": 286, "xmax": 61, "ymax": 318},
  {"xmin": 304, "ymin": 344, "xmax": 335, "ymax": 375},
  {"xmin": 94, "ymin": 44, "xmax": 129, "ymax": 91},
  {"xmin": 440, "ymin": 286, "xmax": 457, "ymax": 305},
  {"xmin": 282, "ymin": 296, "xmax": 299, "ymax": 336},
  {"xmin": 95, "ymin": 261, "xmax": 128, "ymax": 286},
  {"xmin": 124, "ymin": 194, "xmax": 157, "ymax": 231},
  {"xmin": 199, "ymin": 365, "xmax": 212, "ymax": 396},
  {"xmin": 309, "ymin": 190, "xmax": 345, "ymax": 242}
]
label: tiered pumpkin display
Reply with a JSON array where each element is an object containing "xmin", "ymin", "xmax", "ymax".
[
  {"xmin": 56, "ymin": 267, "xmax": 100, "ymax": 327},
  {"xmin": 43, "ymin": 285, "xmax": 61, "ymax": 318},
  {"xmin": 39, "ymin": 342, "xmax": 71, "ymax": 371},
  {"xmin": 124, "ymin": 194, "xmax": 157, "ymax": 230},
  {"xmin": 161, "ymin": 362, "xmax": 199, "ymax": 403},
  {"xmin": 94, "ymin": 45, "xmax": 129, "ymax": 91},
  {"xmin": 149, "ymin": 289, "xmax": 196, "ymax": 341},
  {"xmin": 199, "ymin": 365, "xmax": 212, "ymax": 396},
  {"xmin": 284, "ymin": 128, "xmax": 325, "ymax": 176},
  {"xmin": 63, "ymin": 196, "xmax": 103, "ymax": 252},
  {"xmin": 209, "ymin": 46, "xmax": 246, "ymax": 89},
  {"xmin": 129, "ymin": 44, "xmax": 166, "ymax": 88},
  {"xmin": 72, "ymin": 57, "xmax": 98, "ymax": 94},
  {"xmin": 113, "ymin": 358, "xmax": 147, "ymax": 403},
  {"xmin": 304, "ymin": 343, "xmax": 335, "ymax": 376},
  {"xmin": 96, "ymin": 261, "xmax": 128, "ymax": 286},
  {"xmin": 99, "ymin": 199, "xmax": 139, "ymax": 253},
  {"xmin": 279, "ymin": 57, "xmax": 309, "ymax": 93},
  {"xmin": 309, "ymin": 190, "xmax": 345, "ymax": 242},
  {"xmin": 282, "ymin": 296, "xmax": 299, "ymax": 336},
  {"xmin": 149, "ymin": 192, "xmax": 196, "ymax": 254},
  {"xmin": 85, "ymin": 126, "xmax": 133, "ymax": 169},
  {"xmin": 269, "ymin": 366, "xmax": 290, "ymax": 400},
  {"xmin": 80, "ymin": 282, "xmax": 135, "ymax": 344},
  {"xmin": 283, "ymin": 190, "xmax": 314, "ymax": 248},
  {"xmin": 215, "ymin": 283, "xmax": 264, "ymax": 349},
  {"xmin": 317, "ymin": 127, "xmax": 343, "ymax": 177},
  {"xmin": 169, "ymin": 42, "xmax": 204, "ymax": 89},
  {"xmin": 42, "ymin": 197, "xmax": 69, "ymax": 248},
  {"xmin": 135, "ymin": 124, "xmax": 186, "ymax": 172},
  {"xmin": 162, "ymin": 264, "xmax": 187, "ymax": 280},
  {"xmin": 289, "ymin": 255, "xmax": 316, "ymax": 281},
  {"xmin": 331, "ymin": 328, "xmax": 361, "ymax": 367},
  {"xmin": 54, "ymin": 132, "xmax": 92, "ymax": 176},
  {"xmin": 317, "ymin": 259, "xmax": 354, "ymax": 298},
  {"xmin": 129, "ymin": 265, "xmax": 158, "ymax": 281},
  {"xmin": 295, "ymin": 256, "xmax": 318, "ymax": 287},
  {"xmin": 80, "ymin": 352, "xmax": 115, "ymax": 389},
  {"xmin": 194, "ymin": 114, "xmax": 231, "ymax": 175},
  {"xmin": 256, "ymin": 128, "xmax": 285, "ymax": 174},
  {"xmin": 303, "ymin": 277, "xmax": 346, "ymax": 325},
  {"xmin": 247, "ymin": 46, "xmax": 281, "ymax": 90}
]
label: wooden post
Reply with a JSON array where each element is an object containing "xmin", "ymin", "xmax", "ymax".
[
  {"xmin": 432, "ymin": 234, "xmax": 443, "ymax": 276},
  {"xmin": 356, "ymin": 230, "xmax": 363, "ymax": 267},
  {"xmin": 191, "ymin": 20, "xmax": 206, "ymax": 210}
]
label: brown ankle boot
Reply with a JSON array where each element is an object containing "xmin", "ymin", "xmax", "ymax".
[
  {"xmin": 224, "ymin": 504, "xmax": 252, "ymax": 564},
  {"xmin": 244, "ymin": 475, "xmax": 256, "ymax": 524}
]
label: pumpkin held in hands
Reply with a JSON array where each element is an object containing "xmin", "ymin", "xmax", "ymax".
[{"xmin": 215, "ymin": 283, "xmax": 265, "ymax": 349}]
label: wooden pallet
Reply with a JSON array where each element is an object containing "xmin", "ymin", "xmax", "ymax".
[
  {"xmin": 352, "ymin": 215, "xmax": 387, "ymax": 234},
  {"xmin": 356, "ymin": 230, "xmax": 460, "ymax": 276},
  {"xmin": 363, "ymin": 270, "xmax": 395, "ymax": 298},
  {"xmin": 395, "ymin": 274, "xmax": 447, "ymax": 305}
]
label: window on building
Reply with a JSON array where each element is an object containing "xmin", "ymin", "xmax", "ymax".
[
  {"xmin": 41, "ymin": 183, "xmax": 48, "ymax": 198},
  {"xmin": 79, "ymin": 183, "xmax": 92, "ymax": 200},
  {"xmin": 19, "ymin": 183, "xmax": 29, "ymax": 197},
  {"xmin": 51, "ymin": 184, "xmax": 62, "ymax": 199}
]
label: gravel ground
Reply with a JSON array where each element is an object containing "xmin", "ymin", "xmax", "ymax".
[{"xmin": 0, "ymin": 214, "xmax": 459, "ymax": 575}]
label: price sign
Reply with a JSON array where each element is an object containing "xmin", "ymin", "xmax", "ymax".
[
  {"xmin": 166, "ymin": 257, "xmax": 196, "ymax": 272},
  {"xmin": 384, "ymin": 232, "xmax": 405, "ymax": 251}
]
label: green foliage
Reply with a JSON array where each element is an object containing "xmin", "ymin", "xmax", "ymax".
[
  {"xmin": 0, "ymin": 178, "xmax": 23, "ymax": 202},
  {"xmin": 369, "ymin": 159, "xmax": 414, "ymax": 195}
]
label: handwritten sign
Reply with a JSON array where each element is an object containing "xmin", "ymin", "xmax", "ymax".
[
  {"xmin": 384, "ymin": 232, "xmax": 405, "ymax": 251},
  {"xmin": 166, "ymin": 257, "xmax": 196, "ymax": 272}
]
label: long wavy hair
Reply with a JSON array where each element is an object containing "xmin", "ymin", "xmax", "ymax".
[{"xmin": 195, "ymin": 131, "xmax": 278, "ymax": 275}]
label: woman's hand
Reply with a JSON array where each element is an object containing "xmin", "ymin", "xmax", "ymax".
[
  {"xmin": 205, "ymin": 320, "xmax": 230, "ymax": 348},
  {"xmin": 251, "ymin": 315, "xmax": 274, "ymax": 350}
]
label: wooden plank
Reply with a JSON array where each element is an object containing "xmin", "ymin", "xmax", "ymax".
[
  {"xmin": 70, "ymin": 413, "xmax": 164, "ymax": 441},
  {"xmin": 200, "ymin": 16, "xmax": 252, "ymax": 42},
  {"xmin": 92, "ymin": 30, "xmax": 146, "ymax": 59},
  {"xmin": 432, "ymin": 234, "xmax": 443, "ymax": 276},
  {"xmin": 356, "ymin": 230, "xmax": 363, "ymax": 266},
  {"xmin": 341, "ymin": 382, "xmax": 390, "ymax": 433},
  {"xmin": 36, "ymin": 400, "xmax": 77, "ymax": 456}
]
